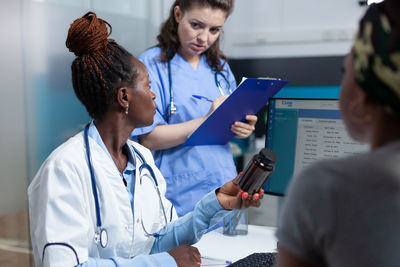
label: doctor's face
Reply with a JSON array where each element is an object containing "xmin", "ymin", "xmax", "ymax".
[
  {"xmin": 174, "ymin": 5, "xmax": 227, "ymax": 60},
  {"xmin": 130, "ymin": 60, "xmax": 156, "ymax": 128}
]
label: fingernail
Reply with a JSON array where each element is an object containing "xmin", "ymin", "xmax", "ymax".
[
  {"xmin": 254, "ymin": 195, "xmax": 259, "ymax": 200},
  {"xmin": 239, "ymin": 191, "xmax": 243, "ymax": 196},
  {"xmin": 260, "ymin": 189, "xmax": 264, "ymax": 194},
  {"xmin": 243, "ymin": 192, "xmax": 248, "ymax": 199}
]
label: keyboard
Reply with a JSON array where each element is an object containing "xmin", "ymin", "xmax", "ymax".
[{"xmin": 228, "ymin": 252, "xmax": 277, "ymax": 267}]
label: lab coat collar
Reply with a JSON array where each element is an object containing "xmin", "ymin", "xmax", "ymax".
[{"xmin": 87, "ymin": 121, "xmax": 136, "ymax": 174}]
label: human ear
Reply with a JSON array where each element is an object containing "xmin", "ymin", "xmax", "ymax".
[
  {"xmin": 348, "ymin": 90, "xmax": 374, "ymax": 125},
  {"xmin": 174, "ymin": 6, "xmax": 182, "ymax": 23},
  {"xmin": 117, "ymin": 87, "xmax": 129, "ymax": 113}
]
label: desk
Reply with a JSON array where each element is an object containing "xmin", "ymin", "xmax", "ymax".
[{"xmin": 194, "ymin": 225, "xmax": 277, "ymax": 266}]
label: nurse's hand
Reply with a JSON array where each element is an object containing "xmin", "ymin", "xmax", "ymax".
[
  {"xmin": 231, "ymin": 115, "xmax": 258, "ymax": 138},
  {"xmin": 168, "ymin": 245, "xmax": 201, "ymax": 267},
  {"xmin": 204, "ymin": 95, "xmax": 228, "ymax": 118},
  {"xmin": 216, "ymin": 176, "xmax": 264, "ymax": 210}
]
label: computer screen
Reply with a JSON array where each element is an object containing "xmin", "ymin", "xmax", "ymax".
[{"xmin": 263, "ymin": 98, "xmax": 369, "ymax": 196}]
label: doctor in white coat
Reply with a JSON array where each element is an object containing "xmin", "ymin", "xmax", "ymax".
[{"xmin": 28, "ymin": 12, "xmax": 263, "ymax": 267}]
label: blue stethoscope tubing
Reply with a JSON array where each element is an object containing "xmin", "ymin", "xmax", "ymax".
[
  {"xmin": 84, "ymin": 124, "xmax": 108, "ymax": 248},
  {"xmin": 84, "ymin": 123, "xmax": 171, "ymax": 246},
  {"xmin": 214, "ymin": 71, "xmax": 232, "ymax": 96},
  {"xmin": 167, "ymin": 60, "xmax": 231, "ymax": 117},
  {"xmin": 136, "ymin": 151, "xmax": 170, "ymax": 238}
]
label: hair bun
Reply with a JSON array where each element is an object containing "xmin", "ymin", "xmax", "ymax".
[{"xmin": 66, "ymin": 12, "xmax": 112, "ymax": 57}]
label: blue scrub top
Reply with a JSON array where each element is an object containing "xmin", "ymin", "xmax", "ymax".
[{"xmin": 131, "ymin": 47, "xmax": 238, "ymax": 216}]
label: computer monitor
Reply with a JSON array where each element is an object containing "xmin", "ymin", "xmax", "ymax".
[{"xmin": 263, "ymin": 98, "xmax": 369, "ymax": 196}]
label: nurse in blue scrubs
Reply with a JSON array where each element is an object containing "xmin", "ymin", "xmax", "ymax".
[{"xmin": 131, "ymin": 0, "xmax": 258, "ymax": 216}]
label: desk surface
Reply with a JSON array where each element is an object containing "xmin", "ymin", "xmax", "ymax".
[{"xmin": 194, "ymin": 225, "xmax": 277, "ymax": 266}]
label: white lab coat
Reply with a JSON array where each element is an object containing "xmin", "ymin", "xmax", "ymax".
[{"xmin": 28, "ymin": 131, "xmax": 177, "ymax": 267}]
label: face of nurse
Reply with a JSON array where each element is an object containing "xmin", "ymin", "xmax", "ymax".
[
  {"xmin": 128, "ymin": 58, "xmax": 156, "ymax": 128},
  {"xmin": 339, "ymin": 53, "xmax": 371, "ymax": 143},
  {"xmin": 174, "ymin": 4, "xmax": 227, "ymax": 60}
]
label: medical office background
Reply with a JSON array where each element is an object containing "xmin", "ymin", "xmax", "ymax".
[{"xmin": 0, "ymin": 0, "xmax": 367, "ymax": 265}]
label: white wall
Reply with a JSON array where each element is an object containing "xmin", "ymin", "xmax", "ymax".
[
  {"xmin": 222, "ymin": 0, "xmax": 367, "ymax": 58},
  {"xmin": 0, "ymin": 0, "xmax": 28, "ymax": 216}
]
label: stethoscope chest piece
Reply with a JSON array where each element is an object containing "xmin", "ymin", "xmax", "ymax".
[
  {"xmin": 169, "ymin": 101, "xmax": 177, "ymax": 116},
  {"xmin": 167, "ymin": 60, "xmax": 230, "ymax": 119},
  {"xmin": 94, "ymin": 227, "xmax": 108, "ymax": 248}
]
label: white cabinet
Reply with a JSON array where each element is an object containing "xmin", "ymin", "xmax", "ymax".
[{"xmin": 222, "ymin": 0, "xmax": 367, "ymax": 58}]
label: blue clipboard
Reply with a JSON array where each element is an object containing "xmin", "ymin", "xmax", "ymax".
[{"xmin": 183, "ymin": 78, "xmax": 289, "ymax": 146}]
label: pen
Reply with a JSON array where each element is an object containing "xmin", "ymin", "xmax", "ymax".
[
  {"xmin": 201, "ymin": 256, "xmax": 232, "ymax": 265},
  {"xmin": 192, "ymin": 94, "xmax": 213, "ymax": 102}
]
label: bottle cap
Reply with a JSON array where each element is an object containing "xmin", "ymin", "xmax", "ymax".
[{"xmin": 259, "ymin": 148, "xmax": 278, "ymax": 165}]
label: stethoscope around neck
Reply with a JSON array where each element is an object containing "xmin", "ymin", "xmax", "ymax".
[
  {"xmin": 83, "ymin": 124, "xmax": 171, "ymax": 248},
  {"xmin": 167, "ymin": 60, "xmax": 232, "ymax": 119},
  {"xmin": 84, "ymin": 124, "xmax": 108, "ymax": 248}
]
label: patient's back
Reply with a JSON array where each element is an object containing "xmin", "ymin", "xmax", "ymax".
[{"xmin": 277, "ymin": 142, "xmax": 400, "ymax": 266}]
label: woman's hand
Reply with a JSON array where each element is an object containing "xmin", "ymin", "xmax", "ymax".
[
  {"xmin": 231, "ymin": 115, "xmax": 258, "ymax": 138},
  {"xmin": 204, "ymin": 95, "xmax": 229, "ymax": 118},
  {"xmin": 216, "ymin": 175, "xmax": 264, "ymax": 210},
  {"xmin": 168, "ymin": 245, "xmax": 201, "ymax": 267}
]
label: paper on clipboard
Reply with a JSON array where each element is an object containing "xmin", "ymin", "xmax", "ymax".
[{"xmin": 183, "ymin": 77, "xmax": 288, "ymax": 146}]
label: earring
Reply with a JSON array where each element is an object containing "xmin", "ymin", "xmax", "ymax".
[{"xmin": 125, "ymin": 106, "xmax": 129, "ymax": 115}]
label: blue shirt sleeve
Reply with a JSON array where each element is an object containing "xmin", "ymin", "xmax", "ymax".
[
  {"xmin": 75, "ymin": 190, "xmax": 226, "ymax": 266},
  {"xmin": 151, "ymin": 190, "xmax": 230, "ymax": 253},
  {"xmin": 77, "ymin": 252, "xmax": 176, "ymax": 267}
]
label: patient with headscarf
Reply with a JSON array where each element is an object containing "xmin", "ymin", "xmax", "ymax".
[{"xmin": 275, "ymin": 0, "xmax": 400, "ymax": 266}]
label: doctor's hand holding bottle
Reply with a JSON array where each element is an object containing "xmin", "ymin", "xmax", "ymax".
[
  {"xmin": 167, "ymin": 177, "xmax": 263, "ymax": 267},
  {"xmin": 131, "ymin": 0, "xmax": 258, "ymax": 218}
]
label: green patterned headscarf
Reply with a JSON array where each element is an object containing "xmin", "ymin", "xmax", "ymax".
[{"xmin": 353, "ymin": 0, "xmax": 400, "ymax": 118}]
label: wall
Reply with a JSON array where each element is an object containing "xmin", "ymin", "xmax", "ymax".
[
  {"xmin": 0, "ymin": 0, "xmax": 28, "ymax": 216},
  {"xmin": 223, "ymin": 0, "xmax": 367, "ymax": 58}
]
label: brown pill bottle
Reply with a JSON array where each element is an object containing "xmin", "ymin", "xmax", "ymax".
[{"xmin": 237, "ymin": 148, "xmax": 277, "ymax": 195}]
